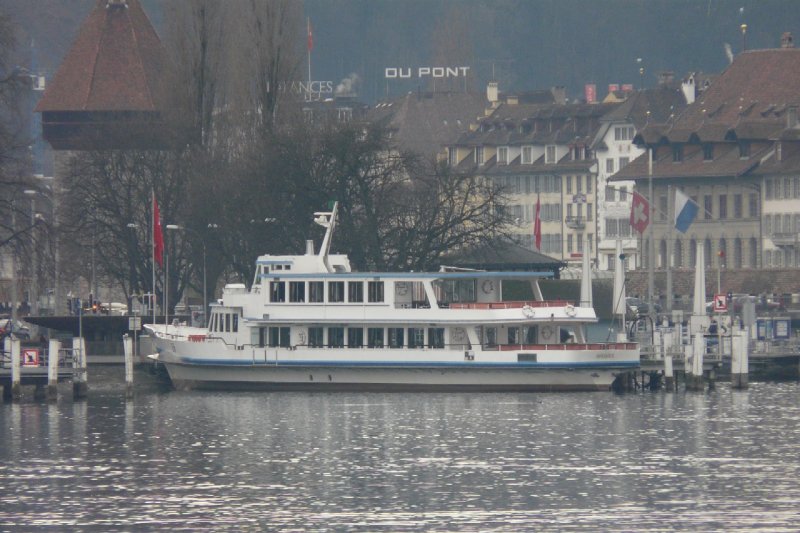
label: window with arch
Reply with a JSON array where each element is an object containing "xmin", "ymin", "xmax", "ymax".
[
  {"xmin": 704, "ymin": 238, "xmax": 712, "ymax": 267},
  {"xmin": 719, "ymin": 239, "xmax": 727, "ymax": 267},
  {"xmin": 674, "ymin": 240, "xmax": 683, "ymax": 268},
  {"xmin": 749, "ymin": 237, "xmax": 758, "ymax": 268},
  {"xmin": 690, "ymin": 239, "xmax": 697, "ymax": 267},
  {"xmin": 659, "ymin": 239, "xmax": 667, "ymax": 268},
  {"xmin": 734, "ymin": 238, "xmax": 743, "ymax": 268}
]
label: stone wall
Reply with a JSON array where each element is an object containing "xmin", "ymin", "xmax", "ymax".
[{"xmin": 626, "ymin": 268, "xmax": 800, "ymax": 299}]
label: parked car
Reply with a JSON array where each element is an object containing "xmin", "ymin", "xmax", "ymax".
[
  {"xmin": 626, "ymin": 297, "xmax": 662, "ymax": 317},
  {"xmin": 0, "ymin": 317, "xmax": 31, "ymax": 341}
]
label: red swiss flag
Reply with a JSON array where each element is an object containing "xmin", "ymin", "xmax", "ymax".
[{"xmin": 630, "ymin": 191, "xmax": 649, "ymax": 234}]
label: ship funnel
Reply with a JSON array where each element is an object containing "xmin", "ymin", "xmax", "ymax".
[{"xmin": 306, "ymin": 240, "xmax": 315, "ymax": 255}]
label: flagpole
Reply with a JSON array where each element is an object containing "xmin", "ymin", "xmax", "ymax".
[
  {"xmin": 666, "ymin": 184, "xmax": 673, "ymax": 315},
  {"xmin": 152, "ymin": 190, "xmax": 156, "ymax": 328},
  {"xmin": 307, "ymin": 17, "xmax": 312, "ymax": 102},
  {"xmin": 647, "ymin": 147, "xmax": 655, "ymax": 324}
]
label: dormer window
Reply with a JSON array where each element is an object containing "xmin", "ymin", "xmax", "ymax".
[
  {"xmin": 521, "ymin": 145, "xmax": 534, "ymax": 164},
  {"xmin": 739, "ymin": 141, "xmax": 750, "ymax": 159},
  {"xmin": 448, "ymin": 147, "xmax": 458, "ymax": 166},
  {"xmin": 475, "ymin": 146, "xmax": 485, "ymax": 165},
  {"xmin": 497, "ymin": 146, "xmax": 509, "ymax": 165},
  {"xmin": 672, "ymin": 144, "xmax": 683, "ymax": 162},
  {"xmin": 545, "ymin": 145, "xmax": 557, "ymax": 164}
]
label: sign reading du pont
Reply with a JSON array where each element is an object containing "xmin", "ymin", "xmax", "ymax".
[{"xmin": 385, "ymin": 66, "xmax": 471, "ymax": 79}]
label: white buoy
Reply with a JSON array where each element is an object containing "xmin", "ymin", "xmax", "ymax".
[
  {"xmin": 580, "ymin": 245, "xmax": 593, "ymax": 308},
  {"xmin": 123, "ymin": 334, "xmax": 134, "ymax": 398},
  {"xmin": 47, "ymin": 339, "xmax": 60, "ymax": 401},
  {"xmin": 731, "ymin": 327, "xmax": 749, "ymax": 389}
]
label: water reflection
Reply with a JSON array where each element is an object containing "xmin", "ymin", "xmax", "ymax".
[{"xmin": 0, "ymin": 369, "xmax": 799, "ymax": 530}]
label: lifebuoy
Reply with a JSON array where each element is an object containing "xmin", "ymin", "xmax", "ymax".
[
  {"xmin": 396, "ymin": 282, "xmax": 408, "ymax": 295},
  {"xmin": 522, "ymin": 305, "xmax": 535, "ymax": 318},
  {"xmin": 565, "ymin": 304, "xmax": 577, "ymax": 317},
  {"xmin": 541, "ymin": 325, "xmax": 554, "ymax": 341},
  {"xmin": 481, "ymin": 280, "xmax": 494, "ymax": 294}
]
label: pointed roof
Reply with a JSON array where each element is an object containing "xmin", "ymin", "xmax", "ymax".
[{"xmin": 35, "ymin": 0, "xmax": 168, "ymax": 113}]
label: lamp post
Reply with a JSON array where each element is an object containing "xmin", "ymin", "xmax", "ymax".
[
  {"xmin": 166, "ymin": 224, "xmax": 206, "ymax": 326},
  {"xmin": 23, "ymin": 189, "xmax": 37, "ymax": 317}
]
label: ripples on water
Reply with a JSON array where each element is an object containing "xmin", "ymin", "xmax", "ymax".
[{"xmin": 1, "ymin": 368, "xmax": 800, "ymax": 531}]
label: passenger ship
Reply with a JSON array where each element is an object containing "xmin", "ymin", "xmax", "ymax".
[{"xmin": 146, "ymin": 204, "xmax": 639, "ymax": 391}]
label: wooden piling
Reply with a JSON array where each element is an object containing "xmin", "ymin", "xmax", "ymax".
[
  {"xmin": 72, "ymin": 337, "xmax": 88, "ymax": 400},
  {"xmin": 10, "ymin": 337, "xmax": 21, "ymax": 401},
  {"xmin": 664, "ymin": 354, "xmax": 675, "ymax": 391},
  {"xmin": 731, "ymin": 329, "xmax": 749, "ymax": 389},
  {"xmin": 685, "ymin": 333, "xmax": 705, "ymax": 392},
  {"xmin": 47, "ymin": 339, "xmax": 60, "ymax": 401}
]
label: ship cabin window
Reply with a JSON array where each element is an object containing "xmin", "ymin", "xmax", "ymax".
[
  {"xmin": 225, "ymin": 314, "xmax": 231, "ymax": 332},
  {"xmin": 428, "ymin": 328, "xmax": 445, "ymax": 349},
  {"xmin": 408, "ymin": 327, "xmax": 425, "ymax": 348},
  {"xmin": 309, "ymin": 281, "xmax": 324, "ymax": 302},
  {"xmin": 368, "ymin": 327, "xmax": 384, "ymax": 348},
  {"xmin": 484, "ymin": 327, "xmax": 497, "ymax": 348},
  {"xmin": 328, "ymin": 327, "xmax": 345, "ymax": 348},
  {"xmin": 232, "ymin": 314, "xmax": 238, "ymax": 332},
  {"xmin": 308, "ymin": 327, "xmax": 324, "ymax": 347},
  {"xmin": 348, "ymin": 281, "xmax": 364, "ymax": 302},
  {"xmin": 368, "ymin": 281, "xmax": 385, "ymax": 302},
  {"xmin": 329, "ymin": 281, "xmax": 345, "ymax": 302},
  {"xmin": 435, "ymin": 279, "xmax": 476, "ymax": 305},
  {"xmin": 348, "ymin": 327, "xmax": 364, "ymax": 348},
  {"xmin": 388, "ymin": 327, "xmax": 404, "ymax": 348},
  {"xmin": 270, "ymin": 281, "xmax": 286, "ymax": 302},
  {"xmin": 268, "ymin": 326, "xmax": 291, "ymax": 347},
  {"xmin": 289, "ymin": 281, "xmax": 305, "ymax": 302}
]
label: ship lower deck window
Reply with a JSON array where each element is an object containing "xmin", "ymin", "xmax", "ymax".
[
  {"xmin": 428, "ymin": 328, "xmax": 445, "ymax": 349},
  {"xmin": 408, "ymin": 328, "xmax": 424, "ymax": 348},
  {"xmin": 348, "ymin": 327, "xmax": 364, "ymax": 348},
  {"xmin": 388, "ymin": 327, "xmax": 404, "ymax": 348},
  {"xmin": 270, "ymin": 281, "xmax": 286, "ymax": 302},
  {"xmin": 328, "ymin": 327, "xmax": 344, "ymax": 348},
  {"xmin": 232, "ymin": 314, "xmax": 238, "ymax": 332},
  {"xmin": 268, "ymin": 327, "xmax": 290, "ymax": 347},
  {"xmin": 368, "ymin": 328, "xmax": 384, "ymax": 348},
  {"xmin": 368, "ymin": 281, "xmax": 384, "ymax": 302},
  {"xmin": 308, "ymin": 327, "xmax": 323, "ymax": 347},
  {"xmin": 225, "ymin": 314, "xmax": 231, "ymax": 332}
]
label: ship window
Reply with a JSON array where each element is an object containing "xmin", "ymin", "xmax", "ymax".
[
  {"xmin": 309, "ymin": 281, "xmax": 324, "ymax": 302},
  {"xmin": 368, "ymin": 328, "xmax": 384, "ymax": 348},
  {"xmin": 408, "ymin": 327, "xmax": 425, "ymax": 348},
  {"xmin": 232, "ymin": 314, "xmax": 238, "ymax": 333},
  {"xmin": 327, "ymin": 327, "xmax": 344, "ymax": 348},
  {"xmin": 348, "ymin": 281, "xmax": 364, "ymax": 302},
  {"xmin": 274, "ymin": 265, "xmax": 283, "ymax": 270},
  {"xmin": 368, "ymin": 281, "xmax": 384, "ymax": 302},
  {"xmin": 328, "ymin": 281, "xmax": 345, "ymax": 302},
  {"xmin": 347, "ymin": 327, "xmax": 364, "ymax": 348},
  {"xmin": 308, "ymin": 327, "xmax": 324, "ymax": 347},
  {"xmin": 289, "ymin": 282, "xmax": 305, "ymax": 302},
  {"xmin": 485, "ymin": 327, "xmax": 497, "ymax": 347},
  {"xmin": 270, "ymin": 281, "xmax": 286, "ymax": 302},
  {"xmin": 523, "ymin": 326, "xmax": 537, "ymax": 343},
  {"xmin": 508, "ymin": 326, "xmax": 520, "ymax": 345},
  {"xmin": 388, "ymin": 327, "xmax": 404, "ymax": 348},
  {"xmin": 428, "ymin": 328, "xmax": 445, "ymax": 349},
  {"xmin": 225, "ymin": 314, "xmax": 231, "ymax": 332},
  {"xmin": 258, "ymin": 327, "xmax": 267, "ymax": 347},
  {"xmin": 269, "ymin": 326, "xmax": 291, "ymax": 347}
]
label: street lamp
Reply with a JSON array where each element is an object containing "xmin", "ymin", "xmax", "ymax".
[
  {"xmin": 23, "ymin": 189, "xmax": 37, "ymax": 317},
  {"xmin": 166, "ymin": 224, "xmax": 206, "ymax": 326}
]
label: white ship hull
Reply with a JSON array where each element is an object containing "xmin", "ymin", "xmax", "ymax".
[{"xmin": 149, "ymin": 332, "xmax": 638, "ymax": 392}]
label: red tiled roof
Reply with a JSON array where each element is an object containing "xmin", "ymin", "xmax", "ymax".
[{"xmin": 35, "ymin": 0, "xmax": 167, "ymax": 113}]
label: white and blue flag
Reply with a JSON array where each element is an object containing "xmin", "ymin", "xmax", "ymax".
[{"xmin": 674, "ymin": 188, "xmax": 699, "ymax": 233}]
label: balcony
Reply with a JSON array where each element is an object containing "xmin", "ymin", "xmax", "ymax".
[
  {"xmin": 770, "ymin": 232, "xmax": 799, "ymax": 247},
  {"xmin": 565, "ymin": 216, "xmax": 586, "ymax": 229}
]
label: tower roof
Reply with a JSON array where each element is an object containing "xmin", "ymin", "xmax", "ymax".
[{"xmin": 35, "ymin": 0, "xmax": 168, "ymax": 113}]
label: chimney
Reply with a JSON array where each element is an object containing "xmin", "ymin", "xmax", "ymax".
[
  {"xmin": 506, "ymin": 95, "xmax": 518, "ymax": 105},
  {"xmin": 106, "ymin": 0, "xmax": 128, "ymax": 7},
  {"xmin": 306, "ymin": 240, "xmax": 315, "ymax": 255},
  {"xmin": 782, "ymin": 32, "xmax": 794, "ymax": 48},
  {"xmin": 487, "ymin": 82, "xmax": 498, "ymax": 104},
  {"xmin": 681, "ymin": 74, "xmax": 696, "ymax": 105}
]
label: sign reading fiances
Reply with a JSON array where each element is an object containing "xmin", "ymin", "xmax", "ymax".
[
  {"xmin": 713, "ymin": 293, "xmax": 728, "ymax": 312},
  {"xmin": 385, "ymin": 66, "xmax": 471, "ymax": 79}
]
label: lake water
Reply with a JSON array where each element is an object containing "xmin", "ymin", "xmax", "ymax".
[{"xmin": 1, "ymin": 368, "xmax": 800, "ymax": 531}]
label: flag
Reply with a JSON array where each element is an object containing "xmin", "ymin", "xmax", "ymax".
[
  {"xmin": 307, "ymin": 19, "xmax": 313, "ymax": 52},
  {"xmin": 674, "ymin": 188, "xmax": 699, "ymax": 234},
  {"xmin": 629, "ymin": 191, "xmax": 650, "ymax": 234},
  {"xmin": 153, "ymin": 194, "xmax": 164, "ymax": 268},
  {"xmin": 533, "ymin": 195, "xmax": 542, "ymax": 250}
]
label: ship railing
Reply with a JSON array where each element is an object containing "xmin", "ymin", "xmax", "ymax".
[
  {"xmin": 495, "ymin": 342, "xmax": 637, "ymax": 351},
  {"xmin": 449, "ymin": 300, "xmax": 570, "ymax": 310}
]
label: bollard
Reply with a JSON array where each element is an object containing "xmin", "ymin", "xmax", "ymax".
[
  {"xmin": 2, "ymin": 337, "xmax": 9, "ymax": 401},
  {"xmin": 72, "ymin": 337, "xmax": 88, "ymax": 399},
  {"xmin": 10, "ymin": 337, "xmax": 21, "ymax": 401},
  {"xmin": 47, "ymin": 339, "xmax": 60, "ymax": 401},
  {"xmin": 123, "ymin": 334, "xmax": 134, "ymax": 398}
]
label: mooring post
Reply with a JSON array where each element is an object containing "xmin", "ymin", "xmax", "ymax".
[
  {"xmin": 731, "ymin": 327, "xmax": 749, "ymax": 389},
  {"xmin": 664, "ymin": 354, "xmax": 674, "ymax": 391},
  {"xmin": 72, "ymin": 337, "xmax": 88, "ymax": 400},
  {"xmin": 685, "ymin": 332, "xmax": 705, "ymax": 391},
  {"xmin": 47, "ymin": 339, "xmax": 60, "ymax": 401},
  {"xmin": 123, "ymin": 334, "xmax": 134, "ymax": 398},
  {"xmin": 10, "ymin": 337, "xmax": 21, "ymax": 401}
]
